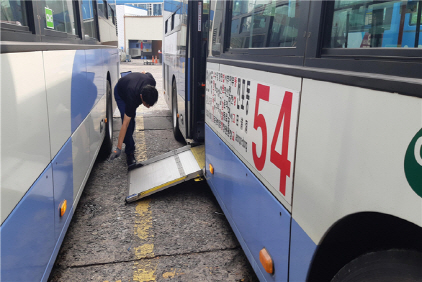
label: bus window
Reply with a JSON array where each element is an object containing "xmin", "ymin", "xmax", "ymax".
[
  {"xmin": 44, "ymin": 0, "xmax": 78, "ymax": 35},
  {"xmin": 97, "ymin": 0, "xmax": 105, "ymax": 18},
  {"xmin": 82, "ymin": 0, "xmax": 97, "ymax": 39},
  {"xmin": 171, "ymin": 12, "xmax": 175, "ymax": 30},
  {"xmin": 326, "ymin": 0, "xmax": 422, "ymax": 48},
  {"xmin": 107, "ymin": 4, "xmax": 112, "ymax": 21},
  {"xmin": 230, "ymin": 0, "xmax": 301, "ymax": 49},
  {"xmin": 0, "ymin": 0, "xmax": 28, "ymax": 26}
]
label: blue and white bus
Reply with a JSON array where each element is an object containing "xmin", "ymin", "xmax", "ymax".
[
  {"xmin": 165, "ymin": 0, "xmax": 422, "ymax": 281},
  {"xmin": 1, "ymin": 1, "xmax": 119, "ymax": 281},
  {"xmin": 162, "ymin": 0, "xmax": 209, "ymax": 142}
]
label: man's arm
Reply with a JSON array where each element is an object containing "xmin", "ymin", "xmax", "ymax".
[
  {"xmin": 117, "ymin": 114, "xmax": 131, "ymax": 150},
  {"xmin": 109, "ymin": 113, "xmax": 132, "ymax": 161}
]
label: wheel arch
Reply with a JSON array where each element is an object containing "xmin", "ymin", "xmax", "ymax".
[{"xmin": 307, "ymin": 212, "xmax": 422, "ymax": 282}]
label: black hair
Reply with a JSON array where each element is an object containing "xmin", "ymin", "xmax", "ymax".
[{"xmin": 141, "ymin": 85, "xmax": 158, "ymax": 106}]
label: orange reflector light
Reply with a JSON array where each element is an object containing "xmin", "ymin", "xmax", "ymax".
[
  {"xmin": 59, "ymin": 200, "xmax": 67, "ymax": 217},
  {"xmin": 259, "ymin": 248, "xmax": 274, "ymax": 274},
  {"xmin": 209, "ymin": 163, "xmax": 214, "ymax": 174},
  {"xmin": 104, "ymin": 118, "xmax": 108, "ymax": 123},
  {"xmin": 201, "ymin": 83, "xmax": 206, "ymax": 87},
  {"xmin": 177, "ymin": 113, "xmax": 180, "ymax": 118}
]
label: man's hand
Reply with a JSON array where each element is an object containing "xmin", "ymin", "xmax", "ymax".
[{"xmin": 109, "ymin": 147, "xmax": 121, "ymax": 161}]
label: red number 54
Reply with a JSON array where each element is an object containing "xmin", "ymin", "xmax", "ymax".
[{"xmin": 252, "ymin": 84, "xmax": 293, "ymax": 196}]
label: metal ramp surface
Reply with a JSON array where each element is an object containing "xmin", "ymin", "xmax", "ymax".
[{"xmin": 126, "ymin": 145, "xmax": 205, "ymax": 203}]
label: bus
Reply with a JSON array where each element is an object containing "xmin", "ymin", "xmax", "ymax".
[
  {"xmin": 162, "ymin": 0, "xmax": 209, "ymax": 143},
  {"xmin": 1, "ymin": 1, "xmax": 119, "ymax": 281},
  {"xmin": 165, "ymin": 0, "xmax": 422, "ymax": 281}
]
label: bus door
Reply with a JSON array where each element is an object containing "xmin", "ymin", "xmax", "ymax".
[{"xmin": 186, "ymin": 0, "xmax": 209, "ymax": 142}]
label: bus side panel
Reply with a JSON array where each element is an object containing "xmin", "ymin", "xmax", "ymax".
[
  {"xmin": 85, "ymin": 49, "xmax": 106, "ymax": 107},
  {"xmin": 293, "ymin": 79, "xmax": 422, "ymax": 245},
  {"xmin": 0, "ymin": 52, "xmax": 51, "ymax": 224},
  {"xmin": 52, "ymin": 139, "xmax": 74, "ymax": 241},
  {"xmin": 288, "ymin": 219, "xmax": 317, "ymax": 282},
  {"xmin": 0, "ymin": 166, "xmax": 55, "ymax": 282},
  {"xmin": 179, "ymin": 56, "xmax": 187, "ymax": 137},
  {"xmin": 86, "ymin": 49, "xmax": 106, "ymax": 163},
  {"xmin": 71, "ymin": 50, "xmax": 89, "ymax": 133},
  {"xmin": 43, "ymin": 50, "xmax": 74, "ymax": 159},
  {"xmin": 205, "ymin": 125, "xmax": 291, "ymax": 282}
]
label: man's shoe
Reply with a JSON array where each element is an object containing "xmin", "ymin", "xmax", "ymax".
[{"xmin": 126, "ymin": 154, "xmax": 136, "ymax": 167}]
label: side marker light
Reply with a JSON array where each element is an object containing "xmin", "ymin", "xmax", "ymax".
[
  {"xmin": 59, "ymin": 200, "xmax": 67, "ymax": 217},
  {"xmin": 259, "ymin": 248, "xmax": 274, "ymax": 274},
  {"xmin": 177, "ymin": 113, "xmax": 180, "ymax": 118},
  {"xmin": 209, "ymin": 164, "xmax": 214, "ymax": 174},
  {"xmin": 105, "ymin": 118, "xmax": 108, "ymax": 123}
]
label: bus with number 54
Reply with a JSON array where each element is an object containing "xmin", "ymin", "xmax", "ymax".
[{"xmin": 160, "ymin": 0, "xmax": 422, "ymax": 281}]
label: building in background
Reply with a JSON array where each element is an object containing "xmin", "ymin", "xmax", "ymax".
[{"xmin": 116, "ymin": 0, "xmax": 163, "ymax": 59}]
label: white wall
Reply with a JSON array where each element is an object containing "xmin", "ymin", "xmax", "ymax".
[
  {"xmin": 125, "ymin": 16, "xmax": 163, "ymax": 43},
  {"xmin": 116, "ymin": 5, "xmax": 148, "ymax": 51}
]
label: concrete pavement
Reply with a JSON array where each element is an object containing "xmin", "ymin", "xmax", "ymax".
[{"xmin": 48, "ymin": 59, "xmax": 258, "ymax": 282}]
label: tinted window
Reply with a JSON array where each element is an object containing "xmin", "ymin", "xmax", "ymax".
[
  {"xmin": 0, "ymin": 0, "xmax": 27, "ymax": 26},
  {"xmin": 82, "ymin": 0, "xmax": 97, "ymax": 39},
  {"xmin": 230, "ymin": 0, "xmax": 301, "ymax": 49},
  {"xmin": 325, "ymin": 0, "xmax": 422, "ymax": 48},
  {"xmin": 171, "ymin": 13, "xmax": 175, "ymax": 30},
  {"xmin": 97, "ymin": 0, "xmax": 105, "ymax": 17},
  {"xmin": 153, "ymin": 3, "xmax": 162, "ymax": 16},
  {"xmin": 44, "ymin": 0, "xmax": 78, "ymax": 35}
]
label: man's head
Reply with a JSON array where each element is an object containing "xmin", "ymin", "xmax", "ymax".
[{"xmin": 140, "ymin": 85, "xmax": 158, "ymax": 108}]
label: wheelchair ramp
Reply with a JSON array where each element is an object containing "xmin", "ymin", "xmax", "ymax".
[{"xmin": 126, "ymin": 145, "xmax": 205, "ymax": 203}]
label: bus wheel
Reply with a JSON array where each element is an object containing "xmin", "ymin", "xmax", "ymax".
[
  {"xmin": 99, "ymin": 80, "xmax": 113, "ymax": 159},
  {"xmin": 172, "ymin": 80, "xmax": 183, "ymax": 141},
  {"xmin": 331, "ymin": 249, "xmax": 422, "ymax": 282}
]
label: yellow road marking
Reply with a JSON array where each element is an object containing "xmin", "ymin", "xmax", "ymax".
[
  {"xmin": 132, "ymin": 115, "xmax": 158, "ymax": 281},
  {"xmin": 162, "ymin": 270, "xmax": 176, "ymax": 278},
  {"xmin": 134, "ymin": 243, "xmax": 154, "ymax": 259}
]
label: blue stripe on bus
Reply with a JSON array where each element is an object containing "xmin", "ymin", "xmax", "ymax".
[
  {"xmin": 289, "ymin": 219, "xmax": 317, "ymax": 282},
  {"xmin": 0, "ymin": 138, "xmax": 75, "ymax": 282},
  {"xmin": 52, "ymin": 138, "xmax": 74, "ymax": 241},
  {"xmin": 0, "ymin": 165, "xmax": 55, "ymax": 282},
  {"xmin": 42, "ymin": 205, "xmax": 74, "ymax": 282},
  {"xmin": 205, "ymin": 125, "xmax": 291, "ymax": 282},
  {"xmin": 71, "ymin": 49, "xmax": 104, "ymax": 133}
]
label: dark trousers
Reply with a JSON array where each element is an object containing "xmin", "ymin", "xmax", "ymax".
[{"xmin": 114, "ymin": 85, "xmax": 136, "ymax": 155}]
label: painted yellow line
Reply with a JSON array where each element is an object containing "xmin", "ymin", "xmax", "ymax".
[
  {"xmin": 133, "ymin": 259, "xmax": 158, "ymax": 282},
  {"xmin": 134, "ymin": 199, "xmax": 153, "ymax": 241},
  {"xmin": 133, "ymin": 115, "xmax": 158, "ymax": 281}
]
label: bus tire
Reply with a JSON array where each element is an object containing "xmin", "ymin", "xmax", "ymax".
[
  {"xmin": 331, "ymin": 249, "xmax": 422, "ymax": 282},
  {"xmin": 172, "ymin": 80, "xmax": 183, "ymax": 141},
  {"xmin": 99, "ymin": 80, "xmax": 113, "ymax": 159}
]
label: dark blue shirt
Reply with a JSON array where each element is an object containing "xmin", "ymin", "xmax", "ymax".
[{"xmin": 116, "ymin": 72, "xmax": 156, "ymax": 118}]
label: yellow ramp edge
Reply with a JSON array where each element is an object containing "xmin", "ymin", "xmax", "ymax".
[{"xmin": 190, "ymin": 145, "xmax": 205, "ymax": 171}]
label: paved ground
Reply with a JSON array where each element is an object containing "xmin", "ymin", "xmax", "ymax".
[{"xmin": 48, "ymin": 59, "xmax": 258, "ymax": 282}]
